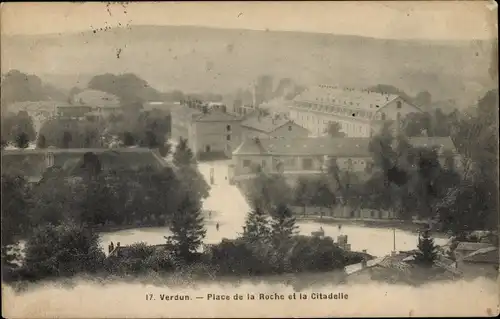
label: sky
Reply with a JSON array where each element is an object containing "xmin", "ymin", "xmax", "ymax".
[{"xmin": 1, "ymin": 1, "xmax": 497, "ymax": 40}]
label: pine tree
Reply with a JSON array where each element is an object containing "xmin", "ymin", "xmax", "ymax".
[
  {"xmin": 123, "ymin": 131, "xmax": 135, "ymax": 146},
  {"xmin": 414, "ymin": 228, "xmax": 438, "ymax": 266},
  {"xmin": 270, "ymin": 203, "xmax": 298, "ymax": 244},
  {"xmin": 36, "ymin": 134, "xmax": 47, "ymax": 149},
  {"xmin": 243, "ymin": 203, "xmax": 271, "ymax": 242},
  {"xmin": 173, "ymin": 137, "xmax": 195, "ymax": 166},
  {"xmin": 167, "ymin": 193, "xmax": 206, "ymax": 261},
  {"xmin": 15, "ymin": 132, "xmax": 30, "ymax": 149}
]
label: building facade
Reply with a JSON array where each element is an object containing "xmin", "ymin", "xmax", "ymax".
[
  {"xmin": 289, "ymin": 85, "xmax": 423, "ymax": 137},
  {"xmin": 229, "ymin": 136, "xmax": 460, "ymax": 181},
  {"xmin": 171, "ymin": 106, "xmax": 243, "ymax": 159}
]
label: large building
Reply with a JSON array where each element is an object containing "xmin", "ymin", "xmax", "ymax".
[
  {"xmin": 289, "ymin": 85, "xmax": 423, "ymax": 137},
  {"xmin": 229, "ymin": 136, "xmax": 459, "ymax": 182},
  {"xmin": 170, "ymin": 106, "xmax": 243, "ymax": 159},
  {"xmin": 171, "ymin": 104, "xmax": 311, "ymax": 159}
]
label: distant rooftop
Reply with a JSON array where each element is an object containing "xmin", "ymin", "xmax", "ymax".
[
  {"xmin": 463, "ymin": 247, "xmax": 499, "ymax": 264},
  {"xmin": 293, "ymin": 85, "xmax": 401, "ymax": 111},
  {"xmin": 241, "ymin": 116, "xmax": 293, "ymax": 133},
  {"xmin": 456, "ymin": 242, "xmax": 494, "ymax": 252},
  {"xmin": 233, "ymin": 136, "xmax": 456, "ymax": 157},
  {"xmin": 194, "ymin": 110, "xmax": 242, "ymax": 122},
  {"xmin": 72, "ymin": 90, "xmax": 120, "ymax": 108},
  {"xmin": 1, "ymin": 148, "xmax": 168, "ymax": 180},
  {"xmin": 5, "ymin": 100, "xmax": 69, "ymax": 114}
]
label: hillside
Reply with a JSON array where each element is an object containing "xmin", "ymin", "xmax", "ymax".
[{"xmin": 2, "ymin": 25, "xmax": 496, "ymax": 106}]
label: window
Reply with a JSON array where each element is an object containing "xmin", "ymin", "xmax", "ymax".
[
  {"xmin": 226, "ymin": 125, "xmax": 231, "ymax": 131},
  {"xmin": 243, "ymin": 160, "xmax": 251, "ymax": 168},
  {"xmin": 346, "ymin": 159, "xmax": 353, "ymax": 168},
  {"xmin": 226, "ymin": 135, "xmax": 231, "ymax": 141},
  {"xmin": 381, "ymin": 112, "xmax": 386, "ymax": 120},
  {"xmin": 261, "ymin": 159, "xmax": 267, "ymax": 168},
  {"xmin": 396, "ymin": 101, "xmax": 402, "ymax": 109},
  {"xmin": 205, "ymin": 145, "xmax": 211, "ymax": 152},
  {"xmin": 288, "ymin": 125, "xmax": 292, "ymax": 131},
  {"xmin": 365, "ymin": 161, "xmax": 373, "ymax": 173},
  {"xmin": 302, "ymin": 158, "xmax": 313, "ymax": 170},
  {"xmin": 284, "ymin": 157, "xmax": 296, "ymax": 167}
]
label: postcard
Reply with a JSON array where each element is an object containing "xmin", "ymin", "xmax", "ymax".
[{"xmin": 1, "ymin": 1, "xmax": 499, "ymax": 318}]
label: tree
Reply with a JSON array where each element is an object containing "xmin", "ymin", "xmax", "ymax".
[
  {"xmin": 123, "ymin": 131, "xmax": 135, "ymax": 146},
  {"xmin": 293, "ymin": 176, "xmax": 314, "ymax": 215},
  {"xmin": 414, "ymin": 228, "xmax": 438, "ymax": 266},
  {"xmin": 173, "ymin": 138, "xmax": 195, "ymax": 167},
  {"xmin": 22, "ymin": 222, "xmax": 105, "ymax": 280},
  {"xmin": 1, "ymin": 174, "xmax": 30, "ymax": 269},
  {"xmin": 87, "ymin": 73, "xmax": 162, "ymax": 107},
  {"xmin": 144, "ymin": 130, "xmax": 158, "ymax": 148},
  {"xmin": 62, "ymin": 131, "xmax": 73, "ymax": 148},
  {"xmin": 414, "ymin": 91, "xmax": 432, "ymax": 107},
  {"xmin": 270, "ymin": 203, "xmax": 298, "ymax": 243},
  {"xmin": 166, "ymin": 194, "xmax": 206, "ymax": 261},
  {"xmin": 243, "ymin": 204, "xmax": 271, "ymax": 242},
  {"xmin": 325, "ymin": 122, "xmax": 346, "ymax": 137},
  {"xmin": 402, "ymin": 112, "xmax": 432, "ymax": 137},
  {"xmin": 15, "ymin": 132, "xmax": 30, "ymax": 149},
  {"xmin": 1, "ymin": 70, "xmax": 66, "ymax": 107},
  {"xmin": 158, "ymin": 142, "xmax": 171, "ymax": 157},
  {"xmin": 36, "ymin": 134, "xmax": 47, "ymax": 149}
]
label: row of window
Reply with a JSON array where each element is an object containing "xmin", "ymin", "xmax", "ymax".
[
  {"xmin": 294, "ymin": 103, "xmax": 389, "ymax": 121},
  {"xmin": 242, "ymin": 157, "xmax": 374, "ymax": 171}
]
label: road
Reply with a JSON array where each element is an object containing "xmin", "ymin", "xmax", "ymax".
[{"xmin": 100, "ymin": 160, "xmax": 448, "ymax": 257}]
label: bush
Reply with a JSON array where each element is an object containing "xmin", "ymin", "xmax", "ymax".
[
  {"xmin": 104, "ymin": 242, "xmax": 176, "ymax": 275},
  {"xmin": 22, "ymin": 223, "xmax": 105, "ymax": 281},
  {"xmin": 207, "ymin": 235, "xmax": 352, "ymax": 276}
]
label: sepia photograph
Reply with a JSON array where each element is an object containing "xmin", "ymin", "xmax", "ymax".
[{"xmin": 1, "ymin": 1, "xmax": 499, "ymax": 317}]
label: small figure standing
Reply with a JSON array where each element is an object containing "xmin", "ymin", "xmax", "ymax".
[
  {"xmin": 338, "ymin": 224, "xmax": 342, "ymax": 231},
  {"xmin": 216, "ymin": 222, "xmax": 220, "ymax": 231},
  {"xmin": 109, "ymin": 241, "xmax": 115, "ymax": 253}
]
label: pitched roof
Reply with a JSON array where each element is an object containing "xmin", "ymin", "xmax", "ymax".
[
  {"xmin": 73, "ymin": 90, "xmax": 120, "ymax": 108},
  {"xmin": 5, "ymin": 101, "xmax": 68, "ymax": 114},
  {"xmin": 463, "ymin": 247, "xmax": 499, "ymax": 264},
  {"xmin": 194, "ymin": 110, "xmax": 242, "ymax": 122},
  {"xmin": 241, "ymin": 116, "xmax": 294, "ymax": 133},
  {"xmin": 233, "ymin": 136, "xmax": 457, "ymax": 157},
  {"xmin": 293, "ymin": 85, "xmax": 400, "ymax": 111},
  {"xmin": 233, "ymin": 137, "xmax": 370, "ymax": 157},
  {"xmin": 345, "ymin": 254, "xmax": 412, "ymax": 275},
  {"xmin": 1, "ymin": 148, "xmax": 167, "ymax": 179},
  {"xmin": 456, "ymin": 242, "xmax": 494, "ymax": 252}
]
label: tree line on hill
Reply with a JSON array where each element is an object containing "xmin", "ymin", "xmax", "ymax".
[
  {"xmin": 1, "ymin": 107, "xmax": 172, "ymax": 155},
  {"xmin": 1, "ymin": 70, "xmax": 67, "ymax": 110}
]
